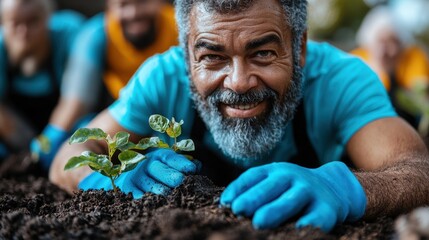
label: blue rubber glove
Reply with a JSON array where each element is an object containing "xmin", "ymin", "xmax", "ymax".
[
  {"xmin": 30, "ymin": 124, "xmax": 69, "ymax": 171},
  {"xmin": 220, "ymin": 161, "xmax": 366, "ymax": 232},
  {"xmin": 78, "ymin": 149, "xmax": 200, "ymax": 199}
]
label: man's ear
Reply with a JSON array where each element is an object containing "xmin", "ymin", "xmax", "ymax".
[{"xmin": 300, "ymin": 31, "xmax": 307, "ymax": 67}]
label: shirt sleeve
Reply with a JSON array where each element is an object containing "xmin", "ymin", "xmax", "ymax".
[
  {"xmin": 108, "ymin": 47, "xmax": 194, "ymax": 137},
  {"xmin": 314, "ymin": 54, "xmax": 398, "ymax": 146},
  {"xmin": 305, "ymin": 42, "xmax": 398, "ymax": 164},
  {"xmin": 60, "ymin": 14, "xmax": 107, "ymax": 109},
  {"xmin": 333, "ymin": 59, "xmax": 397, "ymax": 145}
]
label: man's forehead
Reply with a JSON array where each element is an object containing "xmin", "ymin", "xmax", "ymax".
[
  {"xmin": 189, "ymin": 0, "xmax": 289, "ymax": 43},
  {"xmin": 189, "ymin": 0, "xmax": 287, "ymax": 27},
  {"xmin": 1, "ymin": 0, "xmax": 46, "ymax": 18}
]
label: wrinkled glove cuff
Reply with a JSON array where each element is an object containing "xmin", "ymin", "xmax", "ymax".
[
  {"xmin": 314, "ymin": 161, "xmax": 367, "ymax": 222},
  {"xmin": 42, "ymin": 124, "xmax": 69, "ymax": 143}
]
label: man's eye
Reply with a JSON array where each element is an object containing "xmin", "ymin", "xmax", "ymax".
[
  {"xmin": 200, "ymin": 54, "xmax": 225, "ymax": 62},
  {"xmin": 254, "ymin": 50, "xmax": 275, "ymax": 59}
]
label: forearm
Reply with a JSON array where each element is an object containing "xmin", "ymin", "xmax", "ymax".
[
  {"xmin": 355, "ymin": 153, "xmax": 429, "ymax": 219},
  {"xmin": 48, "ymin": 97, "xmax": 90, "ymax": 131},
  {"xmin": 49, "ymin": 139, "xmax": 105, "ymax": 193},
  {"xmin": 49, "ymin": 110, "xmax": 133, "ymax": 193}
]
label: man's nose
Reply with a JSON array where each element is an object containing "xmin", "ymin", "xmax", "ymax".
[
  {"xmin": 224, "ymin": 58, "xmax": 258, "ymax": 94},
  {"xmin": 15, "ymin": 23, "xmax": 30, "ymax": 38},
  {"xmin": 122, "ymin": 5, "xmax": 138, "ymax": 20}
]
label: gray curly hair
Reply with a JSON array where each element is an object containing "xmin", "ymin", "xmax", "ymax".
[{"xmin": 174, "ymin": 0, "xmax": 308, "ymax": 63}]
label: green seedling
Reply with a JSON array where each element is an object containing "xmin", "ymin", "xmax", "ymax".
[
  {"xmin": 64, "ymin": 129, "xmax": 145, "ymax": 192},
  {"xmin": 148, "ymin": 114, "xmax": 195, "ymax": 152},
  {"xmin": 64, "ymin": 114, "xmax": 195, "ymax": 192}
]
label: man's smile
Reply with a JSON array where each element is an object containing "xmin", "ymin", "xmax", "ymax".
[{"xmin": 220, "ymin": 100, "xmax": 267, "ymax": 118}]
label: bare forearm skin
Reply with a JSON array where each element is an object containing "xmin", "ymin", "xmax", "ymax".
[
  {"xmin": 49, "ymin": 139, "xmax": 105, "ymax": 194},
  {"xmin": 49, "ymin": 97, "xmax": 90, "ymax": 132},
  {"xmin": 355, "ymin": 153, "xmax": 429, "ymax": 220}
]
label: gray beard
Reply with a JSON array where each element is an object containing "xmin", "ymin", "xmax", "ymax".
[{"xmin": 190, "ymin": 65, "xmax": 303, "ymax": 167}]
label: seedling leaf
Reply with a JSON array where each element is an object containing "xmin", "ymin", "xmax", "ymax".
[
  {"xmin": 104, "ymin": 165, "xmax": 121, "ymax": 177},
  {"xmin": 134, "ymin": 137, "xmax": 169, "ymax": 150},
  {"xmin": 149, "ymin": 114, "xmax": 169, "ymax": 133},
  {"xmin": 69, "ymin": 128, "xmax": 107, "ymax": 144},
  {"xmin": 175, "ymin": 139, "xmax": 195, "ymax": 152},
  {"xmin": 64, "ymin": 151, "xmax": 111, "ymax": 171},
  {"xmin": 166, "ymin": 118, "xmax": 183, "ymax": 138},
  {"xmin": 114, "ymin": 132, "xmax": 130, "ymax": 148},
  {"xmin": 119, "ymin": 150, "xmax": 146, "ymax": 172}
]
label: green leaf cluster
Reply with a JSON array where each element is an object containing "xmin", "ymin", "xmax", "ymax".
[
  {"xmin": 64, "ymin": 129, "xmax": 147, "ymax": 191},
  {"xmin": 148, "ymin": 114, "xmax": 195, "ymax": 152},
  {"xmin": 64, "ymin": 114, "xmax": 195, "ymax": 192}
]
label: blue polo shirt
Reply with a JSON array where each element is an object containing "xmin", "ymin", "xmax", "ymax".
[{"xmin": 109, "ymin": 41, "xmax": 397, "ymax": 168}]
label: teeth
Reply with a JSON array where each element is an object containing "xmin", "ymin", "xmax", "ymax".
[{"xmin": 230, "ymin": 102, "xmax": 259, "ymax": 110}]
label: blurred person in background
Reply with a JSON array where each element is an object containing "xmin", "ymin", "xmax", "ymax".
[
  {"xmin": 351, "ymin": 6, "xmax": 429, "ymax": 128},
  {"xmin": 0, "ymin": 0, "xmax": 84, "ymax": 170},
  {"xmin": 31, "ymin": 0, "xmax": 178, "ymax": 169}
]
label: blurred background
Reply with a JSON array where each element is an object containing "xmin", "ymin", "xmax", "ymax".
[
  {"xmin": 308, "ymin": 0, "xmax": 429, "ymax": 51},
  {"xmin": 0, "ymin": 0, "xmax": 422, "ymax": 53},
  {"xmin": 54, "ymin": 0, "xmax": 106, "ymax": 17},
  {"xmin": 51, "ymin": 0, "xmax": 429, "ymax": 52}
]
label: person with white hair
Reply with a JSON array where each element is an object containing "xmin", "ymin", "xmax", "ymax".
[
  {"xmin": 351, "ymin": 6, "xmax": 429, "ymax": 126},
  {"xmin": 0, "ymin": 0, "xmax": 84, "ymax": 169}
]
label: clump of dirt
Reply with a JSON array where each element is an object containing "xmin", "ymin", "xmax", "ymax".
[{"xmin": 0, "ymin": 154, "xmax": 396, "ymax": 239}]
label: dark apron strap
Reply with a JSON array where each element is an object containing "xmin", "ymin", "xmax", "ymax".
[
  {"xmin": 289, "ymin": 101, "xmax": 320, "ymax": 168},
  {"xmin": 190, "ymin": 112, "xmax": 244, "ymax": 186},
  {"xmin": 5, "ymin": 56, "xmax": 60, "ymax": 133},
  {"xmin": 290, "ymin": 100, "xmax": 354, "ymax": 168}
]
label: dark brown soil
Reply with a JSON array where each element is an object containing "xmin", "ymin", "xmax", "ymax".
[{"xmin": 0, "ymin": 154, "xmax": 396, "ymax": 240}]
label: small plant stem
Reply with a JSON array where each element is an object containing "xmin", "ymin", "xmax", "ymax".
[
  {"xmin": 174, "ymin": 137, "xmax": 177, "ymax": 152},
  {"xmin": 109, "ymin": 176, "xmax": 118, "ymax": 192}
]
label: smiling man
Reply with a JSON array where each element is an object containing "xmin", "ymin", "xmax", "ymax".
[{"xmin": 51, "ymin": 0, "xmax": 429, "ymax": 233}]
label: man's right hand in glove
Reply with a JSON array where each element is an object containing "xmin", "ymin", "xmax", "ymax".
[{"xmin": 78, "ymin": 149, "xmax": 199, "ymax": 198}]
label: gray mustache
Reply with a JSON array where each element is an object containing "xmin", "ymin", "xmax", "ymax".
[{"xmin": 208, "ymin": 88, "xmax": 277, "ymax": 106}]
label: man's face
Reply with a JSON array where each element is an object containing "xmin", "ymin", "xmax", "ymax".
[
  {"xmin": 1, "ymin": 0, "xmax": 49, "ymax": 62},
  {"xmin": 108, "ymin": 0, "xmax": 164, "ymax": 46},
  {"xmin": 188, "ymin": 0, "xmax": 305, "ymax": 164},
  {"xmin": 371, "ymin": 28, "xmax": 403, "ymax": 72}
]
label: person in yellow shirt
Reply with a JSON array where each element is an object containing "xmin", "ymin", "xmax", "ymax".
[
  {"xmin": 30, "ymin": 0, "xmax": 178, "ymax": 168},
  {"xmin": 351, "ymin": 6, "xmax": 429, "ymax": 127}
]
